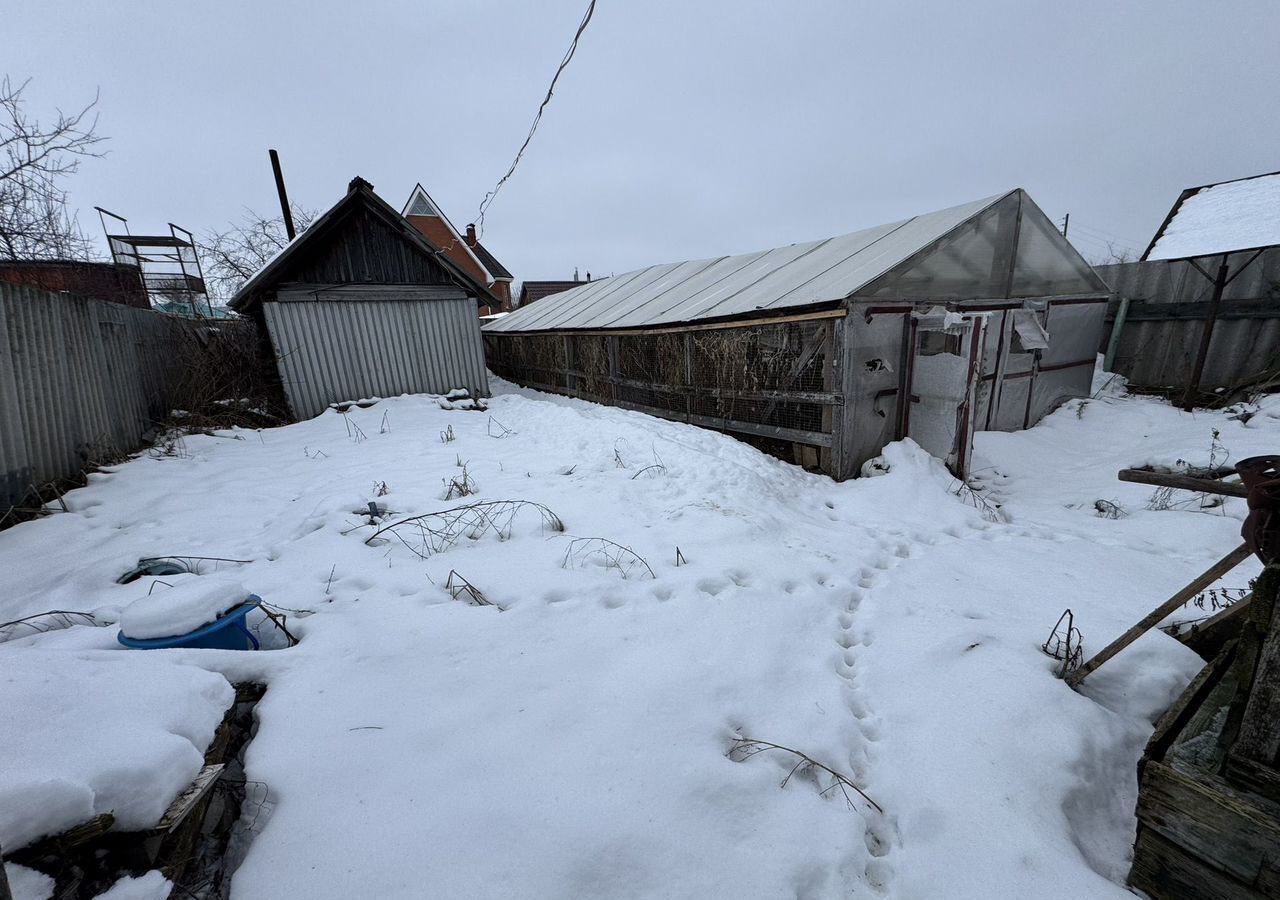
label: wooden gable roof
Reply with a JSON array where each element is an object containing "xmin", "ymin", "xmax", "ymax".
[{"xmin": 229, "ymin": 178, "xmax": 499, "ymax": 312}]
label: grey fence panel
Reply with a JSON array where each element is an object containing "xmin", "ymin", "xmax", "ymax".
[
  {"xmin": 263, "ymin": 296, "xmax": 490, "ymax": 420},
  {"xmin": 0, "ymin": 283, "xmax": 255, "ymax": 509},
  {"xmin": 1098, "ymin": 250, "xmax": 1280, "ymax": 389}
]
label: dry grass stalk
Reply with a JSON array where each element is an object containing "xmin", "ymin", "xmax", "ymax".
[
  {"xmin": 445, "ymin": 570, "xmax": 503, "ymax": 609},
  {"xmin": 727, "ymin": 736, "xmax": 882, "ymax": 814}
]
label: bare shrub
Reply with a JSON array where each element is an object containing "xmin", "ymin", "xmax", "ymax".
[
  {"xmin": 561, "ymin": 537, "xmax": 655, "ymax": 579},
  {"xmin": 366, "ymin": 500, "xmax": 564, "ymax": 559},
  {"xmin": 1041, "ymin": 608, "xmax": 1084, "ymax": 677},
  {"xmin": 1093, "ymin": 499, "xmax": 1127, "ymax": 519},
  {"xmin": 443, "ymin": 463, "xmax": 477, "ymax": 500},
  {"xmin": 951, "ymin": 479, "xmax": 1003, "ymax": 523},
  {"xmin": 0, "ymin": 609, "xmax": 101, "ymax": 644}
]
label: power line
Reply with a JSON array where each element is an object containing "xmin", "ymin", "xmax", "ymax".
[
  {"xmin": 1069, "ymin": 220, "xmax": 1146, "ymax": 246},
  {"xmin": 475, "ymin": 0, "xmax": 599, "ymax": 238},
  {"xmin": 1066, "ymin": 229, "xmax": 1139, "ymax": 252}
]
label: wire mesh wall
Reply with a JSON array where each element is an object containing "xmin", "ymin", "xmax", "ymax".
[{"xmin": 484, "ymin": 317, "xmax": 839, "ymax": 461}]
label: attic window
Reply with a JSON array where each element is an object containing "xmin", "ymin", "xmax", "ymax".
[{"xmin": 406, "ymin": 195, "xmax": 436, "ymax": 217}]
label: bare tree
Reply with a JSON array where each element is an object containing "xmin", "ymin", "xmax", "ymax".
[
  {"xmin": 199, "ymin": 206, "xmax": 316, "ymax": 301},
  {"xmin": 1093, "ymin": 240, "xmax": 1136, "ymax": 266},
  {"xmin": 0, "ymin": 76, "xmax": 105, "ymax": 260}
]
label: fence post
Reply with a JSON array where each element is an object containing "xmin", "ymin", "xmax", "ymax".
[
  {"xmin": 683, "ymin": 333, "xmax": 693, "ymax": 423},
  {"xmin": 607, "ymin": 335, "xmax": 620, "ymax": 404},
  {"xmin": 563, "ymin": 335, "xmax": 576, "ymax": 394},
  {"xmin": 1181, "ymin": 254, "xmax": 1231, "ymax": 410},
  {"xmin": 1102, "ymin": 294, "xmax": 1130, "ymax": 374}
]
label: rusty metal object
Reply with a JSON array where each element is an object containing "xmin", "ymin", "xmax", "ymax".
[{"xmin": 1235, "ymin": 456, "xmax": 1280, "ymax": 564}]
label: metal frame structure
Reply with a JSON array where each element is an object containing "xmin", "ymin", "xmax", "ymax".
[{"xmin": 96, "ymin": 207, "xmax": 212, "ymax": 318}]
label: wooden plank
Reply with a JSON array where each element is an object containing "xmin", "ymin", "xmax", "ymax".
[
  {"xmin": 1234, "ymin": 572, "xmax": 1280, "ymax": 766},
  {"xmin": 1259, "ymin": 861, "xmax": 1280, "ymax": 897},
  {"xmin": 1179, "ymin": 594, "xmax": 1254, "ymax": 660},
  {"xmin": 1223, "ymin": 569, "xmax": 1278, "ymax": 764},
  {"xmin": 1226, "ymin": 752, "xmax": 1280, "ymax": 806},
  {"xmin": 1067, "ymin": 542, "xmax": 1254, "ymax": 687},
  {"xmin": 1145, "ymin": 642, "xmax": 1237, "ymax": 765},
  {"xmin": 155, "ymin": 763, "xmax": 225, "ymax": 833},
  {"xmin": 1118, "ymin": 467, "xmax": 1249, "ymax": 498},
  {"xmin": 611, "ymin": 399, "xmax": 833, "ymax": 448},
  {"xmin": 1135, "ymin": 761, "xmax": 1280, "ymax": 885},
  {"xmin": 1129, "ymin": 827, "xmax": 1264, "ymax": 900}
]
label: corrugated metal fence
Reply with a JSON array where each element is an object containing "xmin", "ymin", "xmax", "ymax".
[
  {"xmin": 0, "ymin": 282, "xmax": 256, "ymax": 509},
  {"xmin": 1097, "ymin": 248, "xmax": 1280, "ymax": 390},
  {"xmin": 262, "ymin": 288, "xmax": 489, "ymax": 419}
]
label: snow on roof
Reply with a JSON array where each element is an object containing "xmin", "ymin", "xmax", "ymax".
[
  {"xmin": 484, "ymin": 193, "xmax": 1008, "ymax": 332},
  {"xmin": 1146, "ymin": 171, "xmax": 1280, "ymax": 261}
]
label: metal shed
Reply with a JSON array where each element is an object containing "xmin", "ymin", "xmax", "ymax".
[
  {"xmin": 484, "ymin": 189, "xmax": 1109, "ymax": 478},
  {"xmin": 229, "ymin": 177, "xmax": 494, "ymax": 419}
]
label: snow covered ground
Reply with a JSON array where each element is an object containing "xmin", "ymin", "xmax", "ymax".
[{"xmin": 1, "ymin": 372, "xmax": 1274, "ymax": 899}]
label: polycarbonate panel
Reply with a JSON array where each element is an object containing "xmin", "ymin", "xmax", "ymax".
[
  {"xmin": 856, "ymin": 193, "xmax": 1020, "ymax": 300},
  {"xmin": 484, "ymin": 193, "xmax": 1007, "ymax": 331},
  {"xmin": 1010, "ymin": 202, "xmax": 1108, "ymax": 297},
  {"xmin": 1040, "ymin": 301, "xmax": 1108, "ymax": 365}
]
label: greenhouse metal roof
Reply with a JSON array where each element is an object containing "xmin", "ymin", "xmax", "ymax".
[{"xmin": 486, "ymin": 189, "xmax": 1102, "ymax": 333}]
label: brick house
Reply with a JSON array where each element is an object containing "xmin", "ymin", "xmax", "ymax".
[
  {"xmin": 401, "ymin": 184, "xmax": 513, "ymax": 316},
  {"xmin": 0, "ymin": 259, "xmax": 148, "ymax": 309}
]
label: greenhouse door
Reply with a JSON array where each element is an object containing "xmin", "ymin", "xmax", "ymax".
[{"xmin": 905, "ymin": 313, "xmax": 987, "ymax": 476}]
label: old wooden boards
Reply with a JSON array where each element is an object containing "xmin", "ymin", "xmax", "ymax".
[{"xmin": 1128, "ymin": 566, "xmax": 1280, "ymax": 899}]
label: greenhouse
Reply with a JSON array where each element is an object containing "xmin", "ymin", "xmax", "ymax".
[{"xmin": 483, "ymin": 189, "xmax": 1109, "ymax": 478}]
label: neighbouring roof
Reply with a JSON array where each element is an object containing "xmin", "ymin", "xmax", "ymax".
[
  {"xmin": 1145, "ymin": 170, "xmax": 1280, "ymax": 261},
  {"xmin": 229, "ymin": 178, "xmax": 499, "ymax": 312},
  {"xmin": 518, "ymin": 280, "xmax": 583, "ymax": 306},
  {"xmin": 402, "ymin": 184, "xmax": 512, "ymax": 285},
  {"xmin": 469, "ymin": 239, "xmax": 512, "ymax": 280},
  {"xmin": 486, "ymin": 189, "xmax": 1104, "ymax": 333}
]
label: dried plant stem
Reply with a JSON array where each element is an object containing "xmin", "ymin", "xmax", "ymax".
[{"xmin": 728, "ymin": 736, "xmax": 882, "ymax": 814}]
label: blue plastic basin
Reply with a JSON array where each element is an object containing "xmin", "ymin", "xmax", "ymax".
[{"xmin": 118, "ymin": 596, "xmax": 262, "ymax": 650}]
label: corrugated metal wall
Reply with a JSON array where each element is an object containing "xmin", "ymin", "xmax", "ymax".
[
  {"xmin": 0, "ymin": 283, "xmax": 253, "ymax": 508},
  {"xmin": 1096, "ymin": 249, "xmax": 1280, "ymax": 389},
  {"xmin": 262, "ymin": 291, "xmax": 490, "ymax": 419}
]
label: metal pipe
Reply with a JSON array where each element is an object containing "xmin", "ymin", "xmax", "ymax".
[
  {"xmin": 1103, "ymin": 294, "xmax": 1131, "ymax": 373},
  {"xmin": 269, "ymin": 149, "xmax": 297, "ymax": 241}
]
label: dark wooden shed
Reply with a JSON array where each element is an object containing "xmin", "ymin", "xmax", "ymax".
[{"xmin": 230, "ymin": 177, "xmax": 498, "ymax": 419}]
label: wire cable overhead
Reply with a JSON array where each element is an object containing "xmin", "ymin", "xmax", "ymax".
[{"xmin": 475, "ymin": 0, "xmax": 598, "ymax": 237}]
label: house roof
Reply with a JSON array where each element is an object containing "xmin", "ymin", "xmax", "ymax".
[
  {"xmin": 1144, "ymin": 170, "xmax": 1280, "ymax": 261},
  {"xmin": 469, "ymin": 240, "xmax": 512, "ymax": 280},
  {"xmin": 518, "ymin": 280, "xmax": 582, "ymax": 306},
  {"xmin": 485, "ymin": 189, "xmax": 1103, "ymax": 334},
  {"xmin": 229, "ymin": 178, "xmax": 499, "ymax": 312},
  {"xmin": 401, "ymin": 184, "xmax": 502, "ymax": 287}
]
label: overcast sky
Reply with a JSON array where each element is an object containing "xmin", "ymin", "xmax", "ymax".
[{"xmin": 6, "ymin": 0, "xmax": 1279, "ymax": 282}]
